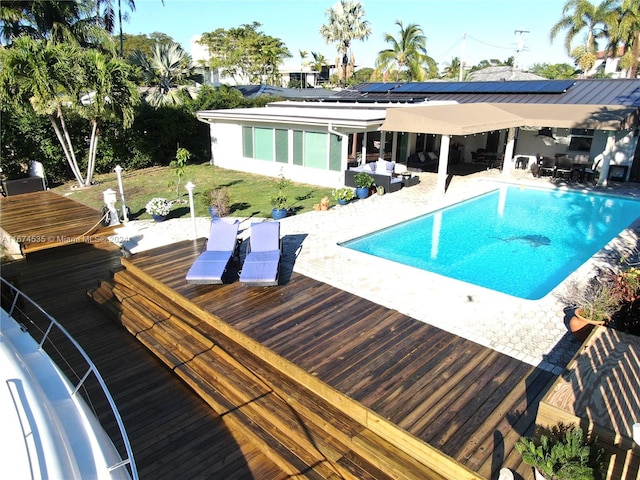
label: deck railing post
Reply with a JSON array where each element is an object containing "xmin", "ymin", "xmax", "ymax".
[{"xmin": 185, "ymin": 181, "xmax": 197, "ymax": 240}]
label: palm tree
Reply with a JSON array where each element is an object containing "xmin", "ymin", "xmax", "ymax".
[
  {"xmin": 311, "ymin": 51, "xmax": 329, "ymax": 85},
  {"xmin": 319, "ymin": 0, "xmax": 371, "ymax": 86},
  {"xmin": 0, "ymin": 36, "xmax": 138, "ymax": 187},
  {"xmin": 375, "ymin": 20, "xmax": 436, "ymax": 82},
  {"xmin": 0, "ymin": 0, "xmax": 111, "ymax": 49},
  {"xmin": 607, "ymin": 0, "xmax": 640, "ymax": 78},
  {"xmin": 442, "ymin": 57, "xmax": 463, "ymax": 80},
  {"xmin": 131, "ymin": 42, "xmax": 198, "ymax": 107},
  {"xmin": 76, "ymin": 49, "xmax": 139, "ymax": 185},
  {"xmin": 550, "ymin": 0, "xmax": 618, "ymax": 73}
]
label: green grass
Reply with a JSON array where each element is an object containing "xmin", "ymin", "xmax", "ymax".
[{"xmin": 53, "ymin": 163, "xmax": 336, "ymax": 220}]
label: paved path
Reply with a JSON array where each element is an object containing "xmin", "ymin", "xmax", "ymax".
[{"xmin": 110, "ymin": 169, "xmax": 640, "ymax": 374}]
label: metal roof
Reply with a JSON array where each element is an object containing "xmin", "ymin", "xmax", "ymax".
[{"xmin": 336, "ymin": 79, "xmax": 640, "ymax": 107}]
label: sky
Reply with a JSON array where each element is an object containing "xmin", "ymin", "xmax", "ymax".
[{"xmin": 123, "ymin": 0, "xmax": 577, "ymax": 72}]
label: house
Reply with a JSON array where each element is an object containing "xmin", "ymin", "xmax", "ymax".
[{"xmin": 196, "ymin": 79, "xmax": 640, "ymax": 194}]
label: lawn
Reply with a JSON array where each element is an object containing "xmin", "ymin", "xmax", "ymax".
[{"xmin": 53, "ymin": 163, "xmax": 336, "ymax": 220}]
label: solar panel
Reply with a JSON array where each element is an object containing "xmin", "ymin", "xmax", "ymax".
[
  {"xmin": 359, "ymin": 83, "xmax": 403, "ymax": 93},
  {"xmin": 383, "ymin": 80, "xmax": 576, "ymax": 95}
]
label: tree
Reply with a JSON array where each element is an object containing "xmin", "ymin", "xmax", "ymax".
[
  {"xmin": 198, "ymin": 22, "xmax": 291, "ymax": 85},
  {"xmin": 75, "ymin": 49, "xmax": 139, "ymax": 185},
  {"xmin": 550, "ymin": 0, "xmax": 618, "ymax": 73},
  {"xmin": 374, "ymin": 20, "xmax": 436, "ymax": 81},
  {"xmin": 131, "ymin": 41, "xmax": 198, "ymax": 107},
  {"xmin": 606, "ymin": 0, "xmax": 640, "ymax": 78},
  {"xmin": 529, "ymin": 62, "xmax": 579, "ymax": 79},
  {"xmin": 310, "ymin": 51, "xmax": 329, "ymax": 86},
  {"xmin": 442, "ymin": 57, "xmax": 463, "ymax": 79},
  {"xmin": 0, "ymin": 36, "xmax": 138, "ymax": 187},
  {"xmin": 0, "ymin": 0, "xmax": 112, "ymax": 50},
  {"xmin": 320, "ymin": 0, "xmax": 371, "ymax": 85}
]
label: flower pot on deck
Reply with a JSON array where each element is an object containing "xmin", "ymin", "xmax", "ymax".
[{"xmin": 569, "ymin": 307, "xmax": 607, "ymax": 341}]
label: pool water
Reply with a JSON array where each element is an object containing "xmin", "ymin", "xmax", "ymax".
[{"xmin": 341, "ymin": 186, "xmax": 640, "ymax": 299}]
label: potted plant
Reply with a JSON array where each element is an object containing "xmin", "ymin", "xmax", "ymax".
[
  {"xmin": 515, "ymin": 425, "xmax": 601, "ymax": 480},
  {"xmin": 353, "ymin": 172, "xmax": 374, "ymax": 199},
  {"xmin": 332, "ymin": 187, "xmax": 355, "ymax": 205},
  {"xmin": 564, "ymin": 272, "xmax": 622, "ymax": 341},
  {"xmin": 145, "ymin": 197, "xmax": 171, "ymax": 222},
  {"xmin": 270, "ymin": 174, "xmax": 291, "ymax": 219},
  {"xmin": 202, "ymin": 187, "xmax": 230, "ymax": 218},
  {"xmin": 610, "ymin": 266, "xmax": 640, "ymax": 336}
]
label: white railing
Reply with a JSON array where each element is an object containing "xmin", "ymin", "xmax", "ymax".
[{"xmin": 1, "ymin": 277, "xmax": 138, "ymax": 480}]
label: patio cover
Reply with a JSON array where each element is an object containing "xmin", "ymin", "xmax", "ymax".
[{"xmin": 380, "ymin": 103, "xmax": 639, "ymax": 135}]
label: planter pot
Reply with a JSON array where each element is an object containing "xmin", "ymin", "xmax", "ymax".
[
  {"xmin": 337, "ymin": 199, "xmax": 349, "ymax": 205},
  {"xmin": 152, "ymin": 214, "xmax": 166, "ymax": 222},
  {"xmin": 569, "ymin": 307, "xmax": 607, "ymax": 341},
  {"xmin": 271, "ymin": 208, "xmax": 287, "ymax": 220},
  {"xmin": 355, "ymin": 187, "xmax": 369, "ymax": 199},
  {"xmin": 208, "ymin": 206, "xmax": 220, "ymax": 218}
]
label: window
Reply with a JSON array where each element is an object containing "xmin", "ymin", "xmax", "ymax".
[{"xmin": 568, "ymin": 129, "xmax": 594, "ymax": 152}]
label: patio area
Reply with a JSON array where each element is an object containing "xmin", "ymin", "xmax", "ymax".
[{"xmin": 111, "ymin": 168, "xmax": 640, "ymax": 374}]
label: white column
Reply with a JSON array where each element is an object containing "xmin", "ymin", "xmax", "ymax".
[
  {"xmin": 379, "ymin": 131, "xmax": 386, "ymax": 160},
  {"xmin": 361, "ymin": 131, "xmax": 368, "ymax": 164},
  {"xmin": 597, "ymin": 132, "xmax": 616, "ymax": 187},
  {"xmin": 501, "ymin": 128, "xmax": 516, "ymax": 178},
  {"xmin": 436, "ymin": 135, "xmax": 451, "ymax": 195}
]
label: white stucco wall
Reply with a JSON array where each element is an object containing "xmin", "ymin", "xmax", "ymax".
[{"xmin": 207, "ymin": 122, "xmax": 348, "ymax": 188}]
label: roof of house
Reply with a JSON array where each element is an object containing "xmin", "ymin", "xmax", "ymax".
[
  {"xmin": 465, "ymin": 66, "xmax": 546, "ymax": 82},
  {"xmin": 334, "ymin": 79, "xmax": 640, "ymax": 107},
  {"xmin": 233, "ymin": 85, "xmax": 338, "ymax": 100}
]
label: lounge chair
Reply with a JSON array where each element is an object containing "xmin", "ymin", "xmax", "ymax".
[
  {"xmin": 185, "ymin": 219, "xmax": 240, "ymax": 284},
  {"xmin": 239, "ymin": 221, "xmax": 281, "ymax": 286}
]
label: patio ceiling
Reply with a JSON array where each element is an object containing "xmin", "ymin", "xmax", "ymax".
[{"xmin": 379, "ymin": 102, "xmax": 640, "ymax": 136}]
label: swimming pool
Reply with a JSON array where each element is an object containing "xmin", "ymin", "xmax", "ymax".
[{"xmin": 340, "ymin": 186, "xmax": 640, "ymax": 300}]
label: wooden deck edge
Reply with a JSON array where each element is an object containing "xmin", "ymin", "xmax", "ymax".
[{"xmin": 119, "ymin": 257, "xmax": 481, "ymax": 480}]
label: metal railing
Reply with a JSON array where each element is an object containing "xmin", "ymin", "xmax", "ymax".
[{"xmin": 1, "ymin": 277, "xmax": 138, "ymax": 480}]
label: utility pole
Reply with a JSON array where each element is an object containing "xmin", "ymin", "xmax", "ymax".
[
  {"xmin": 514, "ymin": 29, "xmax": 530, "ymax": 71},
  {"xmin": 458, "ymin": 33, "xmax": 466, "ymax": 82}
]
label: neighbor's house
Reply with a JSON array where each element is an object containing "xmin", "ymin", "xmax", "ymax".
[
  {"xmin": 196, "ymin": 79, "xmax": 640, "ymax": 194},
  {"xmin": 586, "ymin": 47, "xmax": 639, "ymax": 79}
]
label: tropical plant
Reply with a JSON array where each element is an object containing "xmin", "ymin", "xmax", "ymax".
[
  {"xmin": 605, "ymin": 0, "xmax": 640, "ymax": 78},
  {"xmin": 353, "ymin": 172, "xmax": 374, "ymax": 189},
  {"xmin": 0, "ymin": 0, "xmax": 112, "ymax": 49},
  {"xmin": 270, "ymin": 174, "xmax": 291, "ymax": 210},
  {"xmin": 145, "ymin": 197, "xmax": 171, "ymax": 216},
  {"xmin": 170, "ymin": 147, "xmax": 190, "ymax": 199},
  {"xmin": 130, "ymin": 41, "xmax": 198, "ymax": 107},
  {"xmin": 310, "ymin": 51, "xmax": 329, "ymax": 85},
  {"xmin": 320, "ymin": 0, "xmax": 372, "ymax": 86},
  {"xmin": 516, "ymin": 425, "xmax": 601, "ymax": 480},
  {"xmin": 332, "ymin": 187, "xmax": 355, "ymax": 202},
  {"xmin": 0, "ymin": 36, "xmax": 138, "ymax": 187},
  {"xmin": 550, "ymin": 0, "xmax": 618, "ymax": 74},
  {"xmin": 375, "ymin": 20, "xmax": 436, "ymax": 82}
]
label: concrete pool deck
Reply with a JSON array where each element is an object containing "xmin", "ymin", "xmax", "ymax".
[{"xmin": 111, "ymin": 168, "xmax": 640, "ymax": 374}]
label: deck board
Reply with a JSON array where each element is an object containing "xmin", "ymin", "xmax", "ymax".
[
  {"xmin": 1, "ymin": 193, "xmax": 560, "ymax": 479},
  {"xmin": 1, "ymin": 243, "xmax": 289, "ymax": 480},
  {"xmin": 125, "ymin": 239, "xmax": 557, "ymax": 479}
]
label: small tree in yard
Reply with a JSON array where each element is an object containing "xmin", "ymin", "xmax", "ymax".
[{"xmin": 170, "ymin": 146, "xmax": 191, "ymax": 201}]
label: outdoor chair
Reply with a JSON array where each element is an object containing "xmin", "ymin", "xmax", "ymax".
[
  {"xmin": 538, "ymin": 157, "xmax": 556, "ymax": 177},
  {"xmin": 239, "ymin": 221, "xmax": 282, "ymax": 286},
  {"xmin": 185, "ymin": 219, "xmax": 240, "ymax": 284},
  {"xmin": 553, "ymin": 156, "xmax": 573, "ymax": 179},
  {"xmin": 581, "ymin": 156, "xmax": 602, "ymax": 183}
]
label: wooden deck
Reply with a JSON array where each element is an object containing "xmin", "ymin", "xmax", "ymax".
[
  {"xmin": 0, "ymin": 191, "xmax": 563, "ymax": 479},
  {"xmin": 0, "ymin": 190, "xmax": 115, "ymax": 254},
  {"xmin": 100, "ymin": 239, "xmax": 558, "ymax": 479}
]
